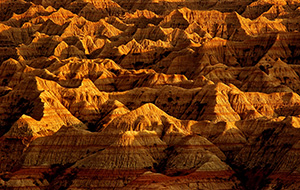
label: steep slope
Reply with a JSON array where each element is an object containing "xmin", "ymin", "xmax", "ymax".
[
  {"xmin": 1, "ymin": 0, "xmax": 300, "ymax": 189},
  {"xmin": 2, "ymin": 104, "xmax": 243, "ymax": 189}
]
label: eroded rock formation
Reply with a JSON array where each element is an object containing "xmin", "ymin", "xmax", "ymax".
[{"xmin": 1, "ymin": 0, "xmax": 300, "ymax": 189}]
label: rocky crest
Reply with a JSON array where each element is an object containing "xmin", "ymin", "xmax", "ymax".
[{"xmin": 1, "ymin": 0, "xmax": 300, "ymax": 189}]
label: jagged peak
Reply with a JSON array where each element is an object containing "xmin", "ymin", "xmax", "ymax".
[
  {"xmin": 139, "ymin": 39, "xmax": 172, "ymax": 49},
  {"xmin": 255, "ymin": 15, "xmax": 272, "ymax": 22},
  {"xmin": 125, "ymin": 9, "xmax": 159, "ymax": 19},
  {"xmin": 45, "ymin": 6, "xmax": 56, "ymax": 12},
  {"xmin": 116, "ymin": 39, "xmax": 143, "ymax": 55},
  {"xmin": 43, "ymin": 7, "xmax": 76, "ymax": 25},
  {"xmin": 103, "ymin": 103, "xmax": 190, "ymax": 137},
  {"xmin": 133, "ymin": 25, "xmax": 173, "ymax": 41},
  {"xmin": 128, "ymin": 103, "xmax": 168, "ymax": 117},
  {"xmin": 9, "ymin": 4, "xmax": 48, "ymax": 21},
  {"xmin": 83, "ymin": 0, "xmax": 122, "ymax": 9},
  {"xmin": 105, "ymin": 16, "xmax": 132, "ymax": 30},
  {"xmin": 1, "ymin": 58, "xmax": 25, "ymax": 68},
  {"xmin": 31, "ymin": 76, "xmax": 62, "ymax": 92},
  {"xmin": 211, "ymin": 81, "xmax": 232, "ymax": 92},
  {"xmin": 1, "ymin": 1, "xmax": 300, "ymax": 189},
  {"xmin": 272, "ymin": 58, "xmax": 289, "ymax": 67},
  {"xmin": 159, "ymin": 8, "xmax": 189, "ymax": 28}
]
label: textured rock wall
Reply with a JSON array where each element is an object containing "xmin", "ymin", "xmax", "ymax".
[{"xmin": 1, "ymin": 0, "xmax": 300, "ymax": 189}]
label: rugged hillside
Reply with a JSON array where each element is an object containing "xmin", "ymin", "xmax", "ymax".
[{"xmin": 1, "ymin": 0, "xmax": 300, "ymax": 189}]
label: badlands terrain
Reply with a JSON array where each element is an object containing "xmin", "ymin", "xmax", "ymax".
[{"xmin": 0, "ymin": 0, "xmax": 300, "ymax": 189}]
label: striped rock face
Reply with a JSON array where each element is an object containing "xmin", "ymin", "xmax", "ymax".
[{"xmin": 1, "ymin": 0, "xmax": 300, "ymax": 189}]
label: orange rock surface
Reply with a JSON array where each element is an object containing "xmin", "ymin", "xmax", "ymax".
[{"xmin": 0, "ymin": 0, "xmax": 300, "ymax": 189}]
